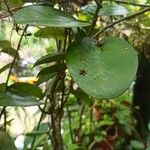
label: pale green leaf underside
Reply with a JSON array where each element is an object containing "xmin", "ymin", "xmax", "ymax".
[
  {"xmin": 82, "ymin": 3, "xmax": 129, "ymax": 16},
  {"xmin": 66, "ymin": 37, "xmax": 138, "ymax": 99},
  {"xmin": 14, "ymin": 4, "xmax": 90, "ymax": 27}
]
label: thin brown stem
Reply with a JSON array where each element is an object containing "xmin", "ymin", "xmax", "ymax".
[
  {"xmin": 31, "ymin": 98, "xmax": 48, "ymax": 148},
  {"xmin": 5, "ymin": 25, "xmax": 28, "ymax": 87}
]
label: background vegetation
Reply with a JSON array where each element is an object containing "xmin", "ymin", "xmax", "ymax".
[{"xmin": 0, "ymin": 0, "xmax": 150, "ymax": 149}]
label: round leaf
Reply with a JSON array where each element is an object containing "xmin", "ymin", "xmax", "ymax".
[
  {"xmin": 66, "ymin": 37, "xmax": 138, "ymax": 99},
  {"xmin": 14, "ymin": 4, "xmax": 90, "ymax": 27}
]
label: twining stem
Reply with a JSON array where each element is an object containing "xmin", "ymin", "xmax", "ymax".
[
  {"xmin": 0, "ymin": 25, "xmax": 28, "ymax": 130},
  {"xmin": 88, "ymin": 0, "xmax": 103, "ymax": 36},
  {"xmin": 31, "ymin": 98, "xmax": 48, "ymax": 148},
  {"xmin": 92, "ymin": 7, "xmax": 150, "ymax": 38},
  {"xmin": 5, "ymin": 25, "xmax": 28, "ymax": 87}
]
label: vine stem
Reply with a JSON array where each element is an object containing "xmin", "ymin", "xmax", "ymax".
[
  {"xmin": 5, "ymin": 25, "xmax": 28, "ymax": 87},
  {"xmin": 88, "ymin": 0, "xmax": 103, "ymax": 36},
  {"xmin": 92, "ymin": 7, "xmax": 150, "ymax": 38},
  {"xmin": 1, "ymin": 25, "xmax": 28, "ymax": 131},
  {"xmin": 31, "ymin": 98, "xmax": 48, "ymax": 148}
]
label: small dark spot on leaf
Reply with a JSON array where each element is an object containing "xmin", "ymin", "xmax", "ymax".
[{"xmin": 79, "ymin": 67, "xmax": 87, "ymax": 76}]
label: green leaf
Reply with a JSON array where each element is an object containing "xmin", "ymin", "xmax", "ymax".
[
  {"xmin": 82, "ymin": 3, "xmax": 129, "ymax": 16},
  {"xmin": 9, "ymin": 82, "xmax": 42, "ymax": 98},
  {"xmin": 33, "ymin": 134, "xmax": 48, "ymax": 149},
  {"xmin": 0, "ymin": 131, "xmax": 17, "ymax": 150},
  {"xmin": 37, "ymin": 63, "xmax": 66, "ymax": 77},
  {"xmin": 130, "ymin": 140, "xmax": 145, "ymax": 149},
  {"xmin": 26, "ymin": 131, "xmax": 47, "ymax": 136},
  {"xmin": 14, "ymin": 4, "xmax": 90, "ymax": 27},
  {"xmin": 36, "ymin": 73, "xmax": 56, "ymax": 85},
  {"xmin": 0, "ymin": 91, "xmax": 41, "ymax": 106},
  {"xmin": 0, "ymin": 63, "xmax": 12, "ymax": 74},
  {"xmin": 94, "ymin": 134, "xmax": 104, "ymax": 142},
  {"xmin": 0, "ymin": 40, "xmax": 10, "ymax": 49},
  {"xmin": 99, "ymin": 3, "xmax": 129, "ymax": 16},
  {"xmin": 34, "ymin": 27, "xmax": 65, "ymax": 39},
  {"xmin": 71, "ymin": 88, "xmax": 90, "ymax": 104},
  {"xmin": 34, "ymin": 52, "xmax": 65, "ymax": 67},
  {"xmin": 66, "ymin": 37, "xmax": 138, "ymax": 99},
  {"xmin": 0, "ymin": 83, "xmax": 6, "ymax": 91},
  {"xmin": 1, "ymin": 47, "xmax": 20, "ymax": 58}
]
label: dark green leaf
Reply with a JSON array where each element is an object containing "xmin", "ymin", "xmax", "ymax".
[
  {"xmin": 9, "ymin": 82, "xmax": 42, "ymax": 98},
  {"xmin": 0, "ymin": 40, "xmax": 10, "ymax": 49},
  {"xmin": 14, "ymin": 4, "xmax": 90, "ymax": 27},
  {"xmin": 37, "ymin": 63, "xmax": 66, "ymax": 77},
  {"xmin": 0, "ymin": 83, "xmax": 6, "ymax": 91},
  {"xmin": 34, "ymin": 52, "xmax": 65, "ymax": 67},
  {"xmin": 0, "ymin": 131, "xmax": 17, "ymax": 150},
  {"xmin": 36, "ymin": 73, "xmax": 56, "ymax": 85},
  {"xmin": 26, "ymin": 131, "xmax": 47, "ymax": 136},
  {"xmin": 34, "ymin": 27, "xmax": 65, "ymax": 39},
  {"xmin": 66, "ymin": 37, "xmax": 138, "ymax": 99},
  {"xmin": 0, "ymin": 63, "xmax": 12, "ymax": 74},
  {"xmin": 1, "ymin": 47, "xmax": 20, "ymax": 58},
  {"xmin": 71, "ymin": 88, "xmax": 90, "ymax": 104},
  {"xmin": 0, "ymin": 91, "xmax": 41, "ymax": 106}
]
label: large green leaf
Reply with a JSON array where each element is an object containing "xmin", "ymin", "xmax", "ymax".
[
  {"xmin": 0, "ymin": 131, "xmax": 17, "ymax": 150},
  {"xmin": 66, "ymin": 37, "xmax": 138, "ymax": 99},
  {"xmin": 82, "ymin": 3, "xmax": 129, "ymax": 16},
  {"xmin": 9, "ymin": 82, "xmax": 42, "ymax": 98},
  {"xmin": 0, "ymin": 91, "xmax": 41, "ymax": 106},
  {"xmin": 14, "ymin": 4, "xmax": 90, "ymax": 27},
  {"xmin": 34, "ymin": 52, "xmax": 65, "ymax": 67}
]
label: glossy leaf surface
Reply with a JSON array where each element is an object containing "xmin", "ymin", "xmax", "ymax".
[
  {"xmin": 66, "ymin": 37, "xmax": 138, "ymax": 99},
  {"xmin": 14, "ymin": 4, "xmax": 90, "ymax": 27}
]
